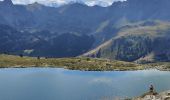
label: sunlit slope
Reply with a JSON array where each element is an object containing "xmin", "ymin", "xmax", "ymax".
[{"xmin": 84, "ymin": 20, "xmax": 170, "ymax": 62}]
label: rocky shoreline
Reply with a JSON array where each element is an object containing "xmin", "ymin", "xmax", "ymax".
[
  {"xmin": 132, "ymin": 85, "xmax": 170, "ymax": 100},
  {"xmin": 133, "ymin": 90, "xmax": 170, "ymax": 100},
  {"xmin": 143, "ymin": 63, "xmax": 170, "ymax": 71}
]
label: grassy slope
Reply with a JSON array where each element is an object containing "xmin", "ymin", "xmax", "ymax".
[
  {"xmin": 83, "ymin": 20, "xmax": 170, "ymax": 62},
  {"xmin": 0, "ymin": 54, "xmax": 143, "ymax": 71}
]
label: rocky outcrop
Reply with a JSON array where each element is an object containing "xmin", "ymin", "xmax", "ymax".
[{"xmin": 133, "ymin": 86, "xmax": 170, "ymax": 100}]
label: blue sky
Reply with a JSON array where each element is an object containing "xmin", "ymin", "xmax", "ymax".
[{"xmin": 1, "ymin": 0, "xmax": 126, "ymax": 7}]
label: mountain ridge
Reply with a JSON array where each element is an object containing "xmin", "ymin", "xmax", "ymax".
[
  {"xmin": 0, "ymin": 0, "xmax": 126, "ymax": 7},
  {"xmin": 84, "ymin": 20, "xmax": 170, "ymax": 62},
  {"xmin": 1, "ymin": 0, "xmax": 170, "ymax": 62}
]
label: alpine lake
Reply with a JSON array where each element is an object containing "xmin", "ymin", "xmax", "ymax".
[{"xmin": 0, "ymin": 68, "xmax": 170, "ymax": 100}]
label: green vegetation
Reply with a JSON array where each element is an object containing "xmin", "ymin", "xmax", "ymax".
[
  {"xmin": 0, "ymin": 54, "xmax": 143, "ymax": 71},
  {"xmin": 85, "ymin": 20, "xmax": 170, "ymax": 62},
  {"xmin": 1, "ymin": 54, "xmax": 170, "ymax": 71}
]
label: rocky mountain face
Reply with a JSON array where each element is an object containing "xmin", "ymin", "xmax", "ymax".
[
  {"xmin": 0, "ymin": 24, "xmax": 94, "ymax": 57},
  {"xmin": 84, "ymin": 21, "xmax": 170, "ymax": 63},
  {"xmin": 1, "ymin": 0, "xmax": 170, "ymax": 61}
]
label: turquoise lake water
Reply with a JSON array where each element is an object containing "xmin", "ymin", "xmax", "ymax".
[{"xmin": 0, "ymin": 68, "xmax": 170, "ymax": 100}]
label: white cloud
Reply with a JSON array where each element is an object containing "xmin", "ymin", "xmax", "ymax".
[
  {"xmin": 12, "ymin": 0, "xmax": 68, "ymax": 5},
  {"xmin": 1, "ymin": 0, "xmax": 126, "ymax": 7},
  {"xmin": 85, "ymin": 0, "xmax": 125, "ymax": 7},
  {"xmin": 89, "ymin": 77, "xmax": 113, "ymax": 85}
]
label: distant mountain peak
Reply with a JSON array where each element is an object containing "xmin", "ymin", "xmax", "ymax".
[
  {"xmin": 2, "ymin": 0, "xmax": 13, "ymax": 5},
  {"xmin": 32, "ymin": 2, "xmax": 41, "ymax": 5},
  {"xmin": 27, "ymin": 2, "xmax": 44, "ymax": 11},
  {"xmin": 28, "ymin": 2, "xmax": 43, "ymax": 6}
]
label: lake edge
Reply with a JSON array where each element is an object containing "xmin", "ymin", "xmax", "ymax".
[{"xmin": 1, "ymin": 54, "xmax": 170, "ymax": 71}]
